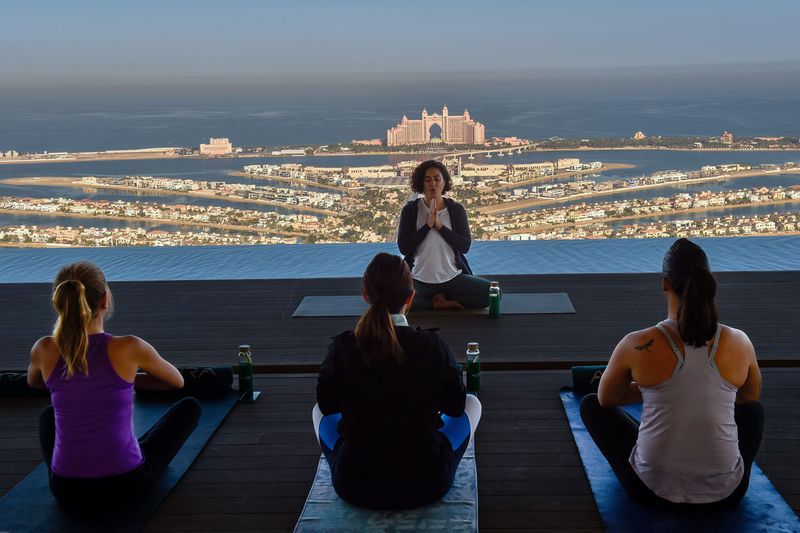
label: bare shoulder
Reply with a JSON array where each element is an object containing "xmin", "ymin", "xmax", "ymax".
[
  {"xmin": 721, "ymin": 325, "xmax": 755, "ymax": 354},
  {"xmin": 31, "ymin": 336, "xmax": 58, "ymax": 359},
  {"xmin": 617, "ymin": 326, "xmax": 663, "ymax": 353}
]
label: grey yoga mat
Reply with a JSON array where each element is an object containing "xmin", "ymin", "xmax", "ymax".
[
  {"xmin": 294, "ymin": 437, "xmax": 478, "ymax": 532},
  {"xmin": 293, "ymin": 292, "xmax": 575, "ymax": 317}
]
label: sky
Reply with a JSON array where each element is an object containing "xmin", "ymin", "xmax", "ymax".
[{"xmin": 2, "ymin": 0, "xmax": 800, "ymax": 87}]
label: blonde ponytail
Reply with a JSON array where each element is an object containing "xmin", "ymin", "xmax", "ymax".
[
  {"xmin": 51, "ymin": 261, "xmax": 111, "ymax": 378},
  {"xmin": 52, "ymin": 280, "xmax": 93, "ymax": 377}
]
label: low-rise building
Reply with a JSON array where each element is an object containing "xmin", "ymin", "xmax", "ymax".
[{"xmin": 200, "ymin": 138, "xmax": 233, "ymax": 156}]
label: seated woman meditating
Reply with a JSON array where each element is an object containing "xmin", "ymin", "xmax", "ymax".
[
  {"xmin": 397, "ymin": 160, "xmax": 490, "ymax": 311},
  {"xmin": 27, "ymin": 261, "xmax": 201, "ymax": 511},
  {"xmin": 314, "ymin": 252, "xmax": 482, "ymax": 509},
  {"xmin": 580, "ymin": 238, "xmax": 764, "ymax": 507}
]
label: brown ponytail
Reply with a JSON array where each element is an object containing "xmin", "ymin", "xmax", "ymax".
[
  {"xmin": 354, "ymin": 253, "xmax": 414, "ymax": 366},
  {"xmin": 52, "ymin": 262, "xmax": 111, "ymax": 377},
  {"xmin": 662, "ymin": 239, "xmax": 718, "ymax": 348}
]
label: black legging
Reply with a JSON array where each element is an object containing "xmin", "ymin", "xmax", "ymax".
[
  {"xmin": 579, "ymin": 393, "xmax": 764, "ymax": 507},
  {"xmin": 39, "ymin": 397, "xmax": 201, "ymax": 511}
]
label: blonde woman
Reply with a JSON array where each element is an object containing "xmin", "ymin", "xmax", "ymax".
[{"xmin": 27, "ymin": 261, "xmax": 200, "ymax": 511}]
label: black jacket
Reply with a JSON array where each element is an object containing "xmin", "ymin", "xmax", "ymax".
[
  {"xmin": 317, "ymin": 326, "xmax": 466, "ymax": 507},
  {"xmin": 397, "ymin": 197, "xmax": 474, "ymax": 276}
]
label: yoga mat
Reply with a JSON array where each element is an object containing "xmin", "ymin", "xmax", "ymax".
[
  {"xmin": 0, "ymin": 390, "xmax": 239, "ymax": 533},
  {"xmin": 292, "ymin": 293, "xmax": 575, "ymax": 317},
  {"xmin": 560, "ymin": 388, "xmax": 800, "ymax": 532},
  {"xmin": 294, "ymin": 438, "xmax": 478, "ymax": 532}
]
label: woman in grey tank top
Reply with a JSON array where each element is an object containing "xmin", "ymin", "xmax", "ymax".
[{"xmin": 580, "ymin": 238, "xmax": 764, "ymax": 507}]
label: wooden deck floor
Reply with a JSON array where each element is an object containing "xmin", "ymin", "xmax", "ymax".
[
  {"xmin": 2, "ymin": 370, "xmax": 799, "ymax": 531},
  {"xmin": 1, "ymin": 271, "xmax": 799, "ymax": 370},
  {"xmin": 1, "ymin": 273, "xmax": 798, "ymax": 530}
]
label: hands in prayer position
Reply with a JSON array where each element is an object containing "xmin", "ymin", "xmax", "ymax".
[{"xmin": 426, "ymin": 198, "xmax": 444, "ymax": 230}]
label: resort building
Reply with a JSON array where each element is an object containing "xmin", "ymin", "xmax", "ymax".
[
  {"xmin": 199, "ymin": 137, "xmax": 233, "ymax": 156},
  {"xmin": 556, "ymin": 158, "xmax": 581, "ymax": 170},
  {"xmin": 386, "ymin": 106, "xmax": 486, "ymax": 146}
]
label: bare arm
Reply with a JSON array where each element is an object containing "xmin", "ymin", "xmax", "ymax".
[
  {"xmin": 27, "ymin": 338, "xmax": 48, "ymax": 389},
  {"xmin": 736, "ymin": 333, "xmax": 761, "ymax": 403},
  {"xmin": 598, "ymin": 334, "xmax": 641, "ymax": 406},
  {"xmin": 127, "ymin": 336, "xmax": 184, "ymax": 390}
]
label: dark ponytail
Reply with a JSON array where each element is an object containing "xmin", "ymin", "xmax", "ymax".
[
  {"xmin": 663, "ymin": 239, "xmax": 718, "ymax": 348},
  {"xmin": 354, "ymin": 253, "xmax": 414, "ymax": 366}
]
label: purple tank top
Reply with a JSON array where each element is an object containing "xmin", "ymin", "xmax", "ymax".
[{"xmin": 46, "ymin": 333, "xmax": 143, "ymax": 478}]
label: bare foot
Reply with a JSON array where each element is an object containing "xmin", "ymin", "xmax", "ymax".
[{"xmin": 432, "ymin": 293, "xmax": 465, "ymax": 311}]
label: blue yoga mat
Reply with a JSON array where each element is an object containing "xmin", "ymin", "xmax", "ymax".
[
  {"xmin": 294, "ymin": 437, "xmax": 478, "ymax": 532},
  {"xmin": 560, "ymin": 388, "xmax": 800, "ymax": 532},
  {"xmin": 0, "ymin": 391, "xmax": 239, "ymax": 533}
]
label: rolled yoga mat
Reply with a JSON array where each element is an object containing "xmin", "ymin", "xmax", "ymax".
[
  {"xmin": 0, "ymin": 387, "xmax": 239, "ymax": 533},
  {"xmin": 560, "ymin": 388, "xmax": 800, "ymax": 532},
  {"xmin": 294, "ymin": 437, "xmax": 478, "ymax": 532},
  {"xmin": 292, "ymin": 293, "xmax": 575, "ymax": 317}
]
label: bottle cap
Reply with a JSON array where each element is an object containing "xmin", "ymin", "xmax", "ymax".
[
  {"xmin": 238, "ymin": 344, "xmax": 251, "ymax": 351},
  {"xmin": 467, "ymin": 342, "xmax": 480, "ymax": 351},
  {"xmin": 490, "ymin": 281, "xmax": 499, "ymax": 288}
]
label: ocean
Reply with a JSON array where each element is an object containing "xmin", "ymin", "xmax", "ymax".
[{"xmin": 1, "ymin": 90, "xmax": 799, "ymax": 282}]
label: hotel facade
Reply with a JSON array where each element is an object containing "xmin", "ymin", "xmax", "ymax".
[{"xmin": 386, "ymin": 106, "xmax": 485, "ymax": 146}]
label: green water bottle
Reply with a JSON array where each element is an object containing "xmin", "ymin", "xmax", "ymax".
[
  {"xmin": 466, "ymin": 342, "xmax": 481, "ymax": 392},
  {"xmin": 489, "ymin": 281, "xmax": 501, "ymax": 319},
  {"xmin": 238, "ymin": 344, "xmax": 254, "ymax": 402}
]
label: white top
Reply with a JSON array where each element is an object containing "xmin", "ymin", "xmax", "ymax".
[
  {"xmin": 630, "ymin": 319, "xmax": 744, "ymax": 504},
  {"xmin": 412, "ymin": 197, "xmax": 462, "ymax": 284}
]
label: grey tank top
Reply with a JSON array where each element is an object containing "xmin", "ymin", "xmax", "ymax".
[{"xmin": 629, "ymin": 319, "xmax": 744, "ymax": 503}]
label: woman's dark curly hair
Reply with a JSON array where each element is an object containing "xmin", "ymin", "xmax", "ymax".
[{"xmin": 410, "ymin": 160, "xmax": 453, "ymax": 194}]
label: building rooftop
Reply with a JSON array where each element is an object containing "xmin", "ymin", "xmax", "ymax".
[{"xmin": 1, "ymin": 272, "xmax": 798, "ymax": 530}]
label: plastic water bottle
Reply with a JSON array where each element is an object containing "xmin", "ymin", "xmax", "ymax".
[
  {"xmin": 238, "ymin": 344, "xmax": 254, "ymax": 402},
  {"xmin": 489, "ymin": 281, "xmax": 501, "ymax": 319},
  {"xmin": 466, "ymin": 342, "xmax": 480, "ymax": 392}
]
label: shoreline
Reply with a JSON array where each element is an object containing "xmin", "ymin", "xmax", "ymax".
[
  {"xmin": 228, "ymin": 171, "xmax": 353, "ymax": 193},
  {"xmin": 489, "ymin": 162, "xmax": 635, "ymax": 191},
  {"xmin": 3, "ymin": 231, "xmax": 800, "ymax": 250},
  {"xmin": 479, "ymin": 168, "xmax": 800, "ymax": 214},
  {"xmin": 1, "ymin": 177, "xmax": 339, "ymax": 217},
  {"xmin": 0, "ymin": 208, "xmax": 307, "ymax": 237},
  {"xmin": 496, "ymin": 198, "xmax": 800, "ymax": 236},
  {"xmin": 2, "ymin": 146, "xmax": 800, "ymax": 166}
]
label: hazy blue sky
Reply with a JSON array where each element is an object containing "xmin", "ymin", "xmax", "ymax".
[{"xmin": 2, "ymin": 0, "xmax": 799, "ymax": 86}]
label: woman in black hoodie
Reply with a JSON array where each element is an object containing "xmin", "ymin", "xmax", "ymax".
[{"xmin": 314, "ymin": 252, "xmax": 482, "ymax": 509}]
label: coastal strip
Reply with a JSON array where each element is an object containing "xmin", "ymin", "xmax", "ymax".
[
  {"xmin": 479, "ymin": 167, "xmax": 800, "ymax": 215},
  {"xmin": 497, "ymin": 198, "xmax": 800, "ymax": 236},
  {"xmin": 0, "ymin": 208, "xmax": 308, "ymax": 237},
  {"xmin": 228, "ymin": 171, "xmax": 352, "ymax": 193},
  {"xmin": 489, "ymin": 162, "xmax": 635, "ymax": 191},
  {"xmin": 1, "ymin": 177, "xmax": 339, "ymax": 217}
]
